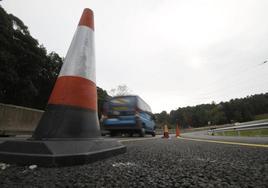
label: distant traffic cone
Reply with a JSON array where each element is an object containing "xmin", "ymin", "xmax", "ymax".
[
  {"xmin": 162, "ymin": 125, "xmax": 169, "ymax": 138},
  {"xmin": 0, "ymin": 8, "xmax": 126, "ymax": 166},
  {"xmin": 176, "ymin": 124, "xmax": 180, "ymax": 137}
]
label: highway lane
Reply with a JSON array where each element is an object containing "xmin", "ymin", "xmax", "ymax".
[
  {"xmin": 0, "ymin": 135, "xmax": 267, "ymax": 187},
  {"xmin": 115, "ymin": 134, "xmax": 162, "ymax": 142}
]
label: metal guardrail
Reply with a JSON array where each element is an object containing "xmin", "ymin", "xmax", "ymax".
[{"xmin": 208, "ymin": 120, "xmax": 268, "ymax": 135}]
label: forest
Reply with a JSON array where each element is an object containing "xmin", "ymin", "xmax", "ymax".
[{"xmin": 155, "ymin": 93, "xmax": 268, "ymax": 128}]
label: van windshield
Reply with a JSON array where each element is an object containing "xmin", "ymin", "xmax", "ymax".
[
  {"xmin": 108, "ymin": 96, "xmax": 136, "ymax": 116},
  {"xmin": 110, "ymin": 96, "xmax": 135, "ymax": 106}
]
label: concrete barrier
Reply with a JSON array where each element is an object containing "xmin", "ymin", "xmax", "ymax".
[{"xmin": 0, "ymin": 103, "xmax": 43, "ymax": 136}]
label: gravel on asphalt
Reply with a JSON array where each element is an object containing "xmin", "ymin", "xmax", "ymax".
[{"xmin": 0, "ymin": 138, "xmax": 267, "ymax": 188}]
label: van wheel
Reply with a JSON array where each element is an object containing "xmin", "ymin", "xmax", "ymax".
[
  {"xmin": 151, "ymin": 131, "xmax": 156, "ymax": 137},
  {"xmin": 129, "ymin": 132, "xmax": 133, "ymax": 137},
  {"xmin": 101, "ymin": 132, "xmax": 106, "ymax": 136},
  {"xmin": 110, "ymin": 131, "xmax": 116, "ymax": 137},
  {"xmin": 139, "ymin": 128, "xmax": 145, "ymax": 137}
]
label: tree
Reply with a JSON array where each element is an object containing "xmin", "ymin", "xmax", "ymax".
[
  {"xmin": 97, "ymin": 87, "xmax": 110, "ymax": 119},
  {"xmin": 155, "ymin": 93, "xmax": 268, "ymax": 129},
  {"xmin": 154, "ymin": 111, "xmax": 169, "ymax": 128},
  {"xmin": 209, "ymin": 105, "xmax": 227, "ymax": 125},
  {"xmin": 0, "ymin": 6, "xmax": 64, "ymax": 109},
  {"xmin": 109, "ymin": 84, "xmax": 132, "ymax": 96}
]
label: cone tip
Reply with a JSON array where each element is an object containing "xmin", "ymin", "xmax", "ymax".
[{"xmin": 78, "ymin": 8, "xmax": 94, "ymax": 30}]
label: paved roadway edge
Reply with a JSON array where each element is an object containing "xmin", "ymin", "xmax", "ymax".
[
  {"xmin": 119, "ymin": 135, "xmax": 268, "ymax": 148},
  {"xmin": 178, "ymin": 136, "xmax": 268, "ymax": 148}
]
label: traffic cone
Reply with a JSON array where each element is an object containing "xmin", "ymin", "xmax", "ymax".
[
  {"xmin": 162, "ymin": 125, "xmax": 169, "ymax": 138},
  {"xmin": 176, "ymin": 124, "xmax": 180, "ymax": 137},
  {"xmin": 0, "ymin": 8, "xmax": 126, "ymax": 166},
  {"xmin": 33, "ymin": 8, "xmax": 98, "ymax": 139}
]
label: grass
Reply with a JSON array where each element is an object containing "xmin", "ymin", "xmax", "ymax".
[
  {"xmin": 215, "ymin": 129, "xmax": 268, "ymax": 137},
  {"xmin": 239, "ymin": 129, "xmax": 268, "ymax": 137},
  {"xmin": 255, "ymin": 113, "xmax": 268, "ymax": 120},
  {"xmin": 224, "ymin": 131, "xmax": 239, "ymax": 136}
]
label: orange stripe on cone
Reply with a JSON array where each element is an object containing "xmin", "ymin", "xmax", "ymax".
[
  {"xmin": 48, "ymin": 76, "xmax": 97, "ymax": 111},
  {"xmin": 176, "ymin": 124, "xmax": 180, "ymax": 137},
  {"xmin": 78, "ymin": 8, "xmax": 94, "ymax": 30}
]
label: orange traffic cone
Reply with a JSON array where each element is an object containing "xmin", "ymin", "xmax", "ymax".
[
  {"xmin": 176, "ymin": 124, "xmax": 180, "ymax": 137},
  {"xmin": 0, "ymin": 8, "xmax": 126, "ymax": 166},
  {"xmin": 162, "ymin": 125, "xmax": 169, "ymax": 138},
  {"xmin": 33, "ymin": 8, "xmax": 98, "ymax": 139}
]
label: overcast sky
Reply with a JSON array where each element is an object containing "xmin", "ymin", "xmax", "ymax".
[{"xmin": 2, "ymin": 0, "xmax": 268, "ymax": 113}]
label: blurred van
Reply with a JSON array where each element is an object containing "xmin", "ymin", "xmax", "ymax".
[{"xmin": 102, "ymin": 95, "xmax": 156, "ymax": 137}]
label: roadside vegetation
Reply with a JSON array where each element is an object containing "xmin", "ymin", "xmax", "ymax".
[
  {"xmin": 155, "ymin": 94, "xmax": 268, "ymax": 129},
  {"xmin": 255, "ymin": 113, "xmax": 268, "ymax": 120},
  {"xmin": 214, "ymin": 128, "xmax": 268, "ymax": 137}
]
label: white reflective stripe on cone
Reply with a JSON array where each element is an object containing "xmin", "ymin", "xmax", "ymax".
[{"xmin": 59, "ymin": 26, "xmax": 96, "ymax": 83}]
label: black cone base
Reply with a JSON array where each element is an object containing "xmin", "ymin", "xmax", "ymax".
[
  {"xmin": 0, "ymin": 138, "xmax": 126, "ymax": 167},
  {"xmin": 33, "ymin": 104, "xmax": 101, "ymax": 139}
]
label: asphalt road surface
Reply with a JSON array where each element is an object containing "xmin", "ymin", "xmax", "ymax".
[{"xmin": 0, "ymin": 135, "xmax": 267, "ymax": 187}]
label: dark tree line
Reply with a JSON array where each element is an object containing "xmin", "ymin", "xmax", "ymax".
[
  {"xmin": 155, "ymin": 93, "xmax": 268, "ymax": 128},
  {"xmin": 0, "ymin": 6, "xmax": 110, "ymax": 111},
  {"xmin": 0, "ymin": 6, "xmax": 63, "ymax": 109},
  {"xmin": 97, "ymin": 87, "xmax": 110, "ymax": 119}
]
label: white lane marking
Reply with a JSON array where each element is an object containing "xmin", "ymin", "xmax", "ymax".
[{"xmin": 178, "ymin": 137, "xmax": 268, "ymax": 148}]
